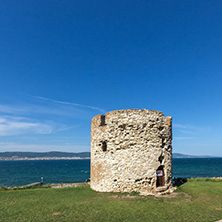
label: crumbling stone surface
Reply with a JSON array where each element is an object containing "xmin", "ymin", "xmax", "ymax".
[{"xmin": 90, "ymin": 109, "xmax": 172, "ymax": 195}]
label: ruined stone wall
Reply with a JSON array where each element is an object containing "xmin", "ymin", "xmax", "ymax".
[{"xmin": 90, "ymin": 109, "xmax": 172, "ymax": 195}]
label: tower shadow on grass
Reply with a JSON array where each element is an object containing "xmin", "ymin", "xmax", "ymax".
[{"xmin": 173, "ymin": 177, "xmax": 188, "ymax": 187}]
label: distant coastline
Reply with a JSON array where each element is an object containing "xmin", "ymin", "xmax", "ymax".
[
  {"xmin": 0, "ymin": 157, "xmax": 90, "ymax": 161},
  {"xmin": 172, "ymin": 153, "xmax": 219, "ymax": 159},
  {"xmin": 0, "ymin": 151, "xmax": 220, "ymax": 161},
  {"xmin": 0, "ymin": 151, "xmax": 90, "ymax": 161}
]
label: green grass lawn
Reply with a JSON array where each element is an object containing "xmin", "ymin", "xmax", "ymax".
[{"xmin": 0, "ymin": 179, "xmax": 222, "ymax": 222}]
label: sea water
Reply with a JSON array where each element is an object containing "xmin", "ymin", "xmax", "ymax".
[{"xmin": 0, "ymin": 158, "xmax": 222, "ymax": 187}]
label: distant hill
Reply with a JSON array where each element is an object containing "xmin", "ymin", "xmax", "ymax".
[
  {"xmin": 0, "ymin": 151, "xmax": 90, "ymax": 158},
  {"xmin": 173, "ymin": 153, "xmax": 215, "ymax": 158}
]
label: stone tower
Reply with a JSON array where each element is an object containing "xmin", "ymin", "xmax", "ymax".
[{"xmin": 90, "ymin": 109, "xmax": 172, "ymax": 195}]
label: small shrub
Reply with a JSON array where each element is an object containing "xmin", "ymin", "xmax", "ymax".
[{"xmin": 0, "ymin": 186, "xmax": 8, "ymax": 191}]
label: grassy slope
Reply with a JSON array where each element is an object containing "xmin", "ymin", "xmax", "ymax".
[{"xmin": 0, "ymin": 180, "xmax": 222, "ymax": 222}]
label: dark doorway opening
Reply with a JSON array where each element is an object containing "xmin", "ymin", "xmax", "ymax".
[{"xmin": 156, "ymin": 166, "xmax": 165, "ymax": 187}]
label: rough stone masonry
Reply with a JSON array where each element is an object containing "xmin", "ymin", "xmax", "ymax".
[{"xmin": 90, "ymin": 109, "xmax": 173, "ymax": 195}]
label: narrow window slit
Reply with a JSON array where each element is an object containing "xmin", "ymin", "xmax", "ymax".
[
  {"xmin": 158, "ymin": 155, "xmax": 164, "ymax": 164},
  {"xmin": 102, "ymin": 141, "xmax": 107, "ymax": 152},
  {"xmin": 100, "ymin": 115, "xmax": 106, "ymax": 126}
]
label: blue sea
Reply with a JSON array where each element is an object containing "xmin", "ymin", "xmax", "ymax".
[{"xmin": 0, "ymin": 158, "xmax": 222, "ymax": 187}]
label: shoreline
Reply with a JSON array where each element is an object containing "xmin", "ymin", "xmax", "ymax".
[{"xmin": 3, "ymin": 177, "xmax": 222, "ymax": 189}]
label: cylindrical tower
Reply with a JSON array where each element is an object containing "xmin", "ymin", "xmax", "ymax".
[{"xmin": 90, "ymin": 109, "xmax": 172, "ymax": 195}]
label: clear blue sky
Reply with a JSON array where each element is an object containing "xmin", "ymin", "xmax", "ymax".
[{"xmin": 0, "ymin": 0, "xmax": 222, "ymax": 155}]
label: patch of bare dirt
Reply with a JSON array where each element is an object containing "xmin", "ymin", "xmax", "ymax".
[
  {"xmin": 155, "ymin": 192, "xmax": 180, "ymax": 199},
  {"xmin": 108, "ymin": 195, "xmax": 139, "ymax": 199},
  {"xmin": 52, "ymin": 212, "xmax": 61, "ymax": 216},
  {"xmin": 182, "ymin": 192, "xmax": 192, "ymax": 202},
  {"xmin": 155, "ymin": 192, "xmax": 192, "ymax": 202}
]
